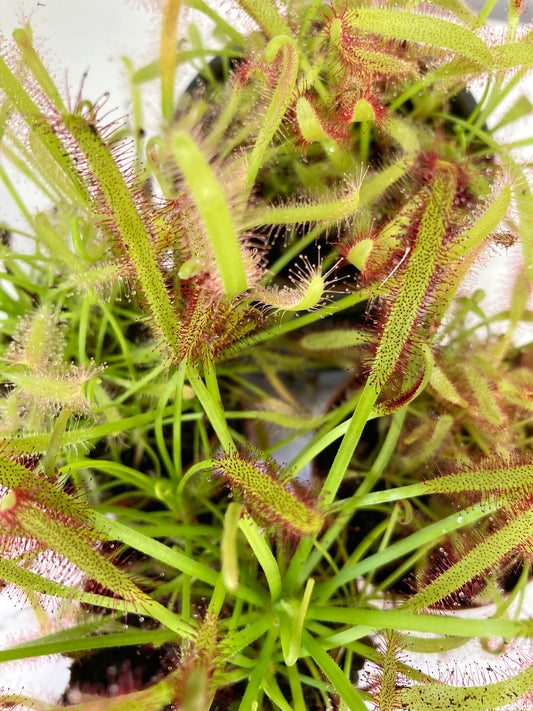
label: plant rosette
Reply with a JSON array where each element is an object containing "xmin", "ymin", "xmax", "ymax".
[{"xmin": 0, "ymin": 1, "xmax": 533, "ymax": 710}]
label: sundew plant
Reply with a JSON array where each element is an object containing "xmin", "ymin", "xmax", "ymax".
[{"xmin": 1, "ymin": 0, "xmax": 533, "ymax": 708}]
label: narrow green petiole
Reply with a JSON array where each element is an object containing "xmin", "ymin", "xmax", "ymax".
[
  {"xmin": 320, "ymin": 378, "xmax": 380, "ymax": 506},
  {"xmin": 172, "ymin": 360, "xmax": 187, "ymax": 480},
  {"xmin": 354, "ymin": 407, "xmax": 408, "ymax": 498},
  {"xmin": 0, "ymin": 161, "xmax": 35, "ymax": 227},
  {"xmin": 239, "ymin": 516, "xmax": 282, "ymax": 601},
  {"xmin": 278, "ymin": 578, "xmax": 315, "ymax": 666},
  {"xmin": 283, "ymin": 379, "xmax": 380, "ymax": 594},
  {"xmin": 94, "ymin": 511, "xmax": 220, "ymax": 587},
  {"xmin": 290, "ymin": 407, "xmax": 407, "ymax": 591},
  {"xmin": 358, "ymin": 121, "xmax": 371, "ymax": 165},
  {"xmin": 237, "ymin": 627, "xmax": 278, "ymax": 711},
  {"xmin": 303, "ymin": 632, "xmax": 369, "ymax": 711},
  {"xmin": 287, "ymin": 662, "xmax": 307, "ymax": 711},
  {"xmin": 186, "ymin": 365, "xmax": 235, "ymax": 453},
  {"xmin": 155, "ymin": 371, "xmax": 179, "ymax": 478}
]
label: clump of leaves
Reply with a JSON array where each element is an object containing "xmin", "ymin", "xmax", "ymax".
[{"xmin": 0, "ymin": 1, "xmax": 533, "ymax": 709}]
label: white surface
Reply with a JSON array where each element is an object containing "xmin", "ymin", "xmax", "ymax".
[
  {"xmin": 0, "ymin": 591, "xmax": 73, "ymax": 704},
  {"xmin": 0, "ymin": 0, "xmax": 157, "ymax": 234},
  {"xmin": 359, "ymin": 580, "xmax": 533, "ymax": 710},
  {"xmin": 0, "ymin": 0, "xmax": 156, "ymax": 105}
]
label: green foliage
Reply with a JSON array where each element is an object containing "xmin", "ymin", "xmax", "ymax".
[{"xmin": 0, "ymin": 0, "xmax": 532, "ymax": 709}]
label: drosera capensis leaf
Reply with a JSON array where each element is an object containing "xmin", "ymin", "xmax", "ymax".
[
  {"xmin": 0, "ymin": 556, "xmax": 91, "ymax": 607},
  {"xmin": 0, "ymin": 447, "xmax": 90, "ymax": 523},
  {"xmin": 235, "ymin": 0, "xmax": 291, "ymax": 38},
  {"xmin": 243, "ymin": 179, "xmax": 360, "ymax": 229},
  {"xmin": 370, "ymin": 631, "xmax": 403, "ymax": 711},
  {"xmin": 369, "ymin": 159, "xmax": 457, "ymax": 387},
  {"xmin": 63, "ymin": 113, "xmax": 179, "ymax": 356},
  {"xmin": 492, "ymin": 94, "xmax": 533, "ymax": 131},
  {"xmin": 491, "ymin": 40, "xmax": 533, "ymax": 71},
  {"xmin": 344, "ymin": 7, "xmax": 492, "ymax": 65},
  {"xmin": 245, "ymin": 34, "xmax": 299, "ymax": 195},
  {"xmin": 13, "ymin": 500, "xmax": 148, "ymax": 606},
  {"xmin": 172, "ymin": 131, "xmax": 248, "ymax": 297},
  {"xmin": 12, "ymin": 27, "xmax": 66, "ymax": 112},
  {"xmin": 300, "ymin": 329, "xmax": 369, "ymax": 350},
  {"xmin": 358, "ymin": 153, "xmax": 416, "ymax": 209},
  {"xmin": 444, "ymin": 183, "xmax": 512, "ymax": 262},
  {"xmin": 0, "ymin": 58, "xmax": 86, "ymax": 204},
  {"xmin": 327, "ymin": 12, "xmax": 418, "ymax": 80},
  {"xmin": 253, "ymin": 257, "xmax": 337, "ymax": 314},
  {"xmin": 430, "ymin": 362, "xmax": 469, "ymax": 407},
  {"xmin": 294, "ymin": 95, "xmax": 352, "ymax": 169},
  {"xmin": 462, "ymin": 360, "xmax": 504, "ymax": 426},
  {"xmin": 296, "ymin": 96, "xmax": 334, "ymax": 144},
  {"xmin": 425, "ymin": 456, "xmax": 533, "ymax": 506},
  {"xmin": 397, "ymin": 664, "xmax": 533, "ymax": 711},
  {"xmin": 406, "ymin": 507, "xmax": 533, "ymax": 611},
  {"xmin": 345, "ymin": 457, "xmax": 533, "ymax": 512},
  {"xmin": 215, "ymin": 449, "xmax": 325, "ymax": 539}
]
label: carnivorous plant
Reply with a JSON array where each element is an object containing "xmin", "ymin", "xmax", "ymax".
[{"xmin": 1, "ymin": 0, "xmax": 533, "ymax": 708}]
